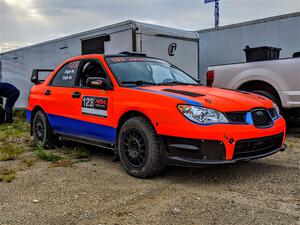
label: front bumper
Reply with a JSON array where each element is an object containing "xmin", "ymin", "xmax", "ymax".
[
  {"xmin": 162, "ymin": 132, "xmax": 286, "ymax": 167},
  {"xmin": 158, "ymin": 115, "xmax": 286, "ymax": 160}
]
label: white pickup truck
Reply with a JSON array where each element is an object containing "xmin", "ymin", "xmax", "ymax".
[{"xmin": 206, "ymin": 57, "xmax": 300, "ymax": 118}]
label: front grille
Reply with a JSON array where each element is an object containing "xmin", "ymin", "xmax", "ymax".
[
  {"xmin": 225, "ymin": 112, "xmax": 247, "ymax": 123},
  {"xmin": 233, "ymin": 133, "xmax": 283, "ymax": 159},
  {"xmin": 251, "ymin": 109, "xmax": 272, "ymax": 128}
]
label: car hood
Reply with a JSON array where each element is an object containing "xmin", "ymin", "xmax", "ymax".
[{"xmin": 137, "ymin": 85, "xmax": 273, "ymax": 112}]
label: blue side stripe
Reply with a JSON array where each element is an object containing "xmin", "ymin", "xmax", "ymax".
[
  {"xmin": 133, "ymin": 87, "xmax": 202, "ymax": 106},
  {"xmin": 26, "ymin": 110, "xmax": 31, "ymax": 123},
  {"xmin": 47, "ymin": 114, "xmax": 116, "ymax": 143}
]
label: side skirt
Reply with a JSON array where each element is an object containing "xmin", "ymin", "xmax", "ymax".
[{"xmin": 56, "ymin": 132, "xmax": 115, "ymax": 151}]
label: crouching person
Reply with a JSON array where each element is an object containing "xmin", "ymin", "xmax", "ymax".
[{"xmin": 0, "ymin": 82, "xmax": 20, "ymax": 124}]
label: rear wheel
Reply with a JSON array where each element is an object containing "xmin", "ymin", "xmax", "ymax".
[
  {"xmin": 32, "ymin": 110, "xmax": 57, "ymax": 149},
  {"xmin": 118, "ymin": 117, "xmax": 164, "ymax": 178}
]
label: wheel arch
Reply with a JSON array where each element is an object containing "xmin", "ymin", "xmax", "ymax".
[
  {"xmin": 237, "ymin": 80, "xmax": 282, "ymax": 106},
  {"xmin": 116, "ymin": 110, "xmax": 157, "ymax": 137},
  {"xmin": 29, "ymin": 106, "xmax": 47, "ymax": 135}
]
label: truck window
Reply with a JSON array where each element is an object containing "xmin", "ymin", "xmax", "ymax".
[{"xmin": 51, "ymin": 61, "xmax": 80, "ymax": 87}]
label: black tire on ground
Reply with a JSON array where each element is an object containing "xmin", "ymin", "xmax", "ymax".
[
  {"xmin": 251, "ymin": 90, "xmax": 282, "ymax": 114},
  {"xmin": 0, "ymin": 105, "xmax": 5, "ymax": 124},
  {"xmin": 118, "ymin": 117, "xmax": 165, "ymax": 178},
  {"xmin": 32, "ymin": 110, "xmax": 57, "ymax": 149}
]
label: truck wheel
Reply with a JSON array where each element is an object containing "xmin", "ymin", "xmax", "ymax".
[
  {"xmin": 118, "ymin": 117, "xmax": 165, "ymax": 178},
  {"xmin": 252, "ymin": 90, "xmax": 282, "ymax": 114},
  {"xmin": 32, "ymin": 110, "xmax": 57, "ymax": 149}
]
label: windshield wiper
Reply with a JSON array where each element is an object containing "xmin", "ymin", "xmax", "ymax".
[{"xmin": 121, "ymin": 80, "xmax": 157, "ymax": 86}]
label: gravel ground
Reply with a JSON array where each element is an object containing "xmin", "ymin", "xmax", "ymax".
[{"xmin": 0, "ymin": 129, "xmax": 299, "ymax": 225}]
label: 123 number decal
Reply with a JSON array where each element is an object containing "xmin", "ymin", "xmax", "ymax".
[
  {"xmin": 82, "ymin": 97, "xmax": 94, "ymax": 108},
  {"xmin": 82, "ymin": 96, "xmax": 108, "ymax": 117}
]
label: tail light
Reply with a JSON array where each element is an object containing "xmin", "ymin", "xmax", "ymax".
[{"xmin": 206, "ymin": 70, "xmax": 214, "ymax": 87}]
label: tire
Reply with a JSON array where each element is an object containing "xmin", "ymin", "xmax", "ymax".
[
  {"xmin": 252, "ymin": 90, "xmax": 282, "ymax": 114},
  {"xmin": 32, "ymin": 110, "xmax": 57, "ymax": 149},
  {"xmin": 118, "ymin": 117, "xmax": 165, "ymax": 178},
  {"xmin": 0, "ymin": 105, "xmax": 5, "ymax": 124}
]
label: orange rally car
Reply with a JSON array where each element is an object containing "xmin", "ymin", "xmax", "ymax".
[{"xmin": 27, "ymin": 52, "xmax": 286, "ymax": 178}]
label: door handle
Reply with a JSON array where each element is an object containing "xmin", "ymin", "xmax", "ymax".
[
  {"xmin": 72, "ymin": 91, "xmax": 81, "ymax": 98},
  {"xmin": 45, "ymin": 90, "xmax": 51, "ymax": 96}
]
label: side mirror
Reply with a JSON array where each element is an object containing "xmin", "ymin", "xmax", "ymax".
[{"xmin": 86, "ymin": 77, "xmax": 111, "ymax": 90}]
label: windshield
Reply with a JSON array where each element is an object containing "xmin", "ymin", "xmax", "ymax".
[{"xmin": 105, "ymin": 57, "xmax": 198, "ymax": 86}]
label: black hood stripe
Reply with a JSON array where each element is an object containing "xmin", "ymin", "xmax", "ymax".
[{"xmin": 162, "ymin": 89, "xmax": 205, "ymax": 97}]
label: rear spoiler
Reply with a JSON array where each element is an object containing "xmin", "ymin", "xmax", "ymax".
[{"xmin": 31, "ymin": 69, "xmax": 54, "ymax": 84}]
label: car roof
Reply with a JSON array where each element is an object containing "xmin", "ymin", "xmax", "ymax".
[{"xmin": 65, "ymin": 52, "xmax": 150, "ymax": 63}]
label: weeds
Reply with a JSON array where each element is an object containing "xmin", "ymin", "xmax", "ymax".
[
  {"xmin": 0, "ymin": 144, "xmax": 24, "ymax": 161},
  {"xmin": 22, "ymin": 158, "xmax": 35, "ymax": 167},
  {"xmin": 71, "ymin": 146, "xmax": 90, "ymax": 159},
  {"xmin": 35, "ymin": 145, "xmax": 61, "ymax": 162},
  {"xmin": 0, "ymin": 169, "xmax": 16, "ymax": 183}
]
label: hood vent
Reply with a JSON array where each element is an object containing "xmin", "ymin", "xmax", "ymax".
[{"xmin": 162, "ymin": 89, "xmax": 205, "ymax": 97}]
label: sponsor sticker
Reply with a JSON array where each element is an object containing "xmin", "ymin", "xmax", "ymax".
[{"xmin": 82, "ymin": 96, "xmax": 108, "ymax": 117}]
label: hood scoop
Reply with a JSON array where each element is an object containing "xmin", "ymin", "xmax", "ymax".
[{"xmin": 162, "ymin": 89, "xmax": 205, "ymax": 97}]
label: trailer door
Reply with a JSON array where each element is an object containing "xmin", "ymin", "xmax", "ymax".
[{"xmin": 81, "ymin": 35, "xmax": 110, "ymax": 55}]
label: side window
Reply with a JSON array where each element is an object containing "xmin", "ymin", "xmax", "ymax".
[
  {"xmin": 76, "ymin": 60, "xmax": 107, "ymax": 87},
  {"xmin": 51, "ymin": 61, "xmax": 80, "ymax": 87}
]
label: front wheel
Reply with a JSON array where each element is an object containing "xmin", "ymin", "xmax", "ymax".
[{"xmin": 118, "ymin": 117, "xmax": 164, "ymax": 178}]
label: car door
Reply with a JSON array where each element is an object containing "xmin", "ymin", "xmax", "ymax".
[
  {"xmin": 69, "ymin": 58, "xmax": 116, "ymax": 144},
  {"xmin": 42, "ymin": 60, "xmax": 81, "ymax": 135}
]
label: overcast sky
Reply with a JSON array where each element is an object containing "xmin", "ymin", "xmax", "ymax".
[{"xmin": 0, "ymin": 0, "xmax": 299, "ymax": 53}]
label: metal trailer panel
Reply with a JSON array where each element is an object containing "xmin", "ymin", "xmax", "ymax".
[
  {"xmin": 198, "ymin": 12, "xmax": 300, "ymax": 82},
  {"xmin": 141, "ymin": 34, "xmax": 199, "ymax": 77},
  {"xmin": 135, "ymin": 22, "xmax": 199, "ymax": 78},
  {"xmin": 0, "ymin": 20, "xmax": 199, "ymax": 108},
  {"xmin": 0, "ymin": 26, "xmax": 133, "ymax": 108}
]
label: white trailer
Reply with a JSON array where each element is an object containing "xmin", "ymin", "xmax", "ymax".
[{"xmin": 0, "ymin": 20, "xmax": 199, "ymax": 108}]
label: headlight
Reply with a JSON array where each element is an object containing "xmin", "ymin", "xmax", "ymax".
[
  {"xmin": 268, "ymin": 103, "xmax": 280, "ymax": 120},
  {"xmin": 273, "ymin": 102, "xmax": 280, "ymax": 116},
  {"xmin": 178, "ymin": 105, "xmax": 229, "ymax": 124}
]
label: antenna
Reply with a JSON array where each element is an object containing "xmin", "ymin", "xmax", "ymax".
[{"xmin": 204, "ymin": 0, "xmax": 220, "ymax": 28}]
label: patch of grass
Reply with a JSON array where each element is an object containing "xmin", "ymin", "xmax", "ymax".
[
  {"xmin": 71, "ymin": 146, "xmax": 90, "ymax": 159},
  {"xmin": 0, "ymin": 115, "xmax": 30, "ymax": 141},
  {"xmin": 35, "ymin": 145, "xmax": 62, "ymax": 162},
  {"xmin": 14, "ymin": 110, "xmax": 27, "ymax": 120},
  {"xmin": 0, "ymin": 169, "xmax": 16, "ymax": 183},
  {"xmin": 0, "ymin": 144, "xmax": 24, "ymax": 161},
  {"xmin": 21, "ymin": 158, "xmax": 35, "ymax": 167}
]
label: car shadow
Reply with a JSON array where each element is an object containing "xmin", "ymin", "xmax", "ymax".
[
  {"xmin": 60, "ymin": 140, "xmax": 295, "ymax": 185},
  {"xmin": 158, "ymin": 159, "xmax": 294, "ymax": 186}
]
